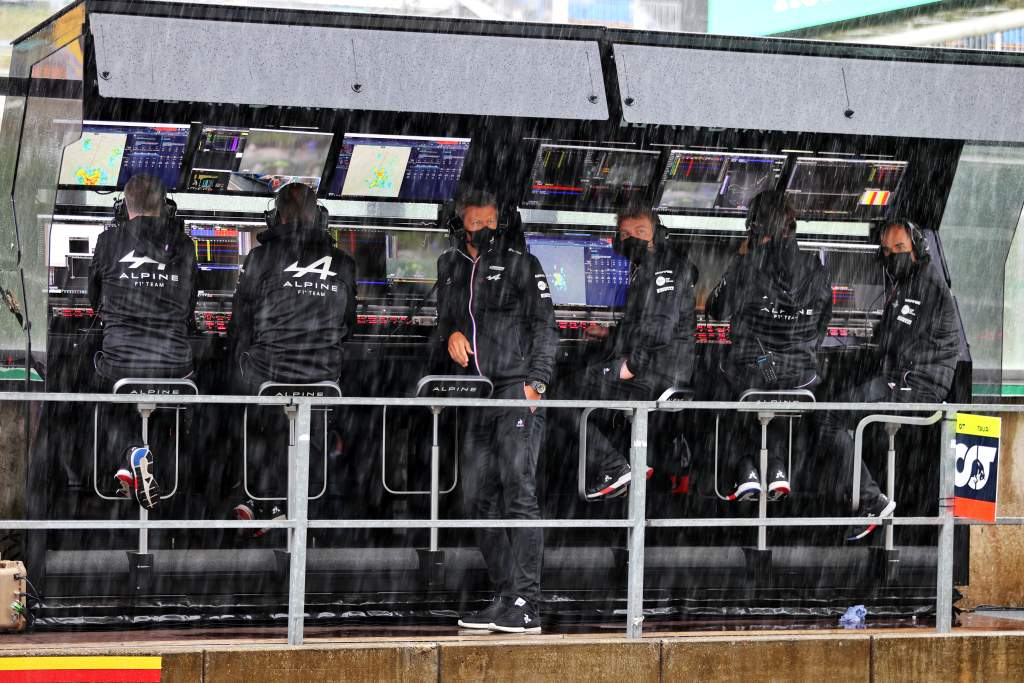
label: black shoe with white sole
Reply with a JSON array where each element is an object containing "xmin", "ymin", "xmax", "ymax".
[
  {"xmin": 766, "ymin": 460, "xmax": 791, "ymax": 502},
  {"xmin": 586, "ymin": 463, "xmax": 632, "ymax": 500},
  {"xmin": 728, "ymin": 460, "xmax": 761, "ymax": 501},
  {"xmin": 847, "ymin": 494, "xmax": 896, "ymax": 542},
  {"xmin": 457, "ymin": 596, "xmax": 506, "ymax": 630},
  {"xmin": 490, "ymin": 596, "xmax": 541, "ymax": 634}
]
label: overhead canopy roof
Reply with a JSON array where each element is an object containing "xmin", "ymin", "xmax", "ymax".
[{"xmin": 88, "ymin": 12, "xmax": 609, "ymax": 120}]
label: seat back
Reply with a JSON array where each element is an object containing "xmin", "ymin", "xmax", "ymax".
[
  {"xmin": 737, "ymin": 388, "xmax": 815, "ymax": 414},
  {"xmin": 415, "ymin": 375, "xmax": 494, "ymax": 399},
  {"xmin": 257, "ymin": 381, "xmax": 341, "ymax": 399},
  {"xmin": 656, "ymin": 386, "xmax": 694, "ymax": 413},
  {"xmin": 112, "ymin": 378, "xmax": 198, "ymax": 396}
]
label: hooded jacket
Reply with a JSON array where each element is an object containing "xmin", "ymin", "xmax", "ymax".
[
  {"xmin": 707, "ymin": 236, "xmax": 833, "ymax": 385},
  {"xmin": 603, "ymin": 240, "xmax": 698, "ymax": 393},
  {"xmin": 875, "ymin": 257, "xmax": 959, "ymax": 397},
  {"xmin": 88, "ymin": 216, "xmax": 197, "ymax": 379},
  {"xmin": 436, "ymin": 232, "xmax": 558, "ymax": 389},
  {"xmin": 230, "ymin": 220, "xmax": 356, "ymax": 386}
]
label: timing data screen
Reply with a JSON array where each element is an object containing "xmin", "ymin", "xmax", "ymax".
[
  {"xmin": 59, "ymin": 122, "xmax": 190, "ymax": 190},
  {"xmin": 186, "ymin": 127, "xmax": 333, "ymax": 194},
  {"xmin": 523, "ymin": 145, "xmax": 660, "ymax": 210},
  {"xmin": 524, "ymin": 233, "xmax": 629, "ymax": 308},
  {"xmin": 785, "ymin": 157, "xmax": 907, "ymax": 219},
  {"xmin": 186, "ymin": 222, "xmax": 257, "ymax": 295},
  {"xmin": 327, "ymin": 134, "xmax": 470, "ymax": 201},
  {"xmin": 655, "ymin": 150, "xmax": 786, "ymax": 213}
]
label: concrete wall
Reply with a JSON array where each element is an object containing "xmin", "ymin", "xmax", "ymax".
[{"xmin": 6, "ymin": 633, "xmax": 1024, "ymax": 682}]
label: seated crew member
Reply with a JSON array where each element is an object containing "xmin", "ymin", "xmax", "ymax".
[
  {"xmin": 819, "ymin": 219, "xmax": 959, "ymax": 541},
  {"xmin": 88, "ymin": 173, "xmax": 198, "ymax": 509},
  {"xmin": 706, "ymin": 189, "xmax": 832, "ymax": 501},
  {"xmin": 583, "ymin": 204, "xmax": 698, "ymax": 500},
  {"xmin": 229, "ymin": 183, "xmax": 356, "ymax": 528},
  {"xmin": 438, "ymin": 190, "xmax": 558, "ymax": 634}
]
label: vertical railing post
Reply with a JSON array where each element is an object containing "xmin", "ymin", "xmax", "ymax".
[
  {"xmin": 626, "ymin": 407, "xmax": 649, "ymax": 639},
  {"xmin": 935, "ymin": 409, "xmax": 955, "ymax": 633},
  {"xmin": 287, "ymin": 400, "xmax": 312, "ymax": 646}
]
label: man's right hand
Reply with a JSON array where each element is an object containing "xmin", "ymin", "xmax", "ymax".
[{"xmin": 447, "ymin": 331, "xmax": 474, "ymax": 368}]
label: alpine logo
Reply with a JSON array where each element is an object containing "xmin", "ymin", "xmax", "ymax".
[
  {"xmin": 119, "ymin": 250, "xmax": 165, "ymax": 271},
  {"xmin": 486, "ymin": 273, "xmax": 502, "ymax": 281},
  {"xmin": 284, "ymin": 256, "xmax": 336, "ymax": 280}
]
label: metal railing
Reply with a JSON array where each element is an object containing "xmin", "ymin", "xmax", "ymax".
[{"xmin": 0, "ymin": 390, "xmax": 1021, "ymax": 645}]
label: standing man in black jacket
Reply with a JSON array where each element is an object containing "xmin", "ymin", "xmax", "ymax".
[
  {"xmin": 438, "ymin": 190, "xmax": 558, "ymax": 634},
  {"xmin": 229, "ymin": 183, "xmax": 356, "ymax": 526},
  {"xmin": 707, "ymin": 190, "xmax": 832, "ymax": 502},
  {"xmin": 820, "ymin": 220, "xmax": 959, "ymax": 540},
  {"xmin": 583, "ymin": 204, "xmax": 698, "ymax": 499},
  {"xmin": 88, "ymin": 173, "xmax": 197, "ymax": 508}
]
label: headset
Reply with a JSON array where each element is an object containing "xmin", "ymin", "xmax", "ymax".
[
  {"xmin": 112, "ymin": 195, "xmax": 181, "ymax": 230},
  {"xmin": 612, "ymin": 208, "xmax": 668, "ymax": 254},
  {"xmin": 876, "ymin": 219, "xmax": 930, "ymax": 263},
  {"xmin": 263, "ymin": 183, "xmax": 330, "ymax": 232}
]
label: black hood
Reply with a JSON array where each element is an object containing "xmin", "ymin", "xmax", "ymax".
[
  {"xmin": 257, "ymin": 220, "xmax": 334, "ymax": 249},
  {"xmin": 123, "ymin": 216, "xmax": 188, "ymax": 263}
]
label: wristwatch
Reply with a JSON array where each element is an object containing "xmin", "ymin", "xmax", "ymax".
[{"xmin": 527, "ymin": 380, "xmax": 547, "ymax": 395}]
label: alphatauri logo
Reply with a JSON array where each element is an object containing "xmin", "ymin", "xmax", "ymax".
[
  {"xmin": 284, "ymin": 256, "xmax": 336, "ymax": 280},
  {"xmin": 119, "ymin": 250, "xmax": 165, "ymax": 271}
]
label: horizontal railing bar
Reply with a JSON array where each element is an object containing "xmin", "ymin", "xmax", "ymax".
[
  {"xmin": 0, "ymin": 520, "xmax": 295, "ymax": 530},
  {"xmin": 0, "ymin": 391, "xmax": 1016, "ymax": 413},
  {"xmin": 647, "ymin": 516, "xmax": 943, "ymax": 527}
]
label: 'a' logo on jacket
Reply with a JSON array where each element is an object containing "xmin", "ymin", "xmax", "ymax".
[
  {"xmin": 119, "ymin": 250, "xmax": 165, "ymax": 271},
  {"xmin": 284, "ymin": 256, "xmax": 336, "ymax": 280}
]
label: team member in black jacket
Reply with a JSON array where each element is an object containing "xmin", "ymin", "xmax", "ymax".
[
  {"xmin": 820, "ymin": 220, "xmax": 959, "ymax": 541},
  {"xmin": 438, "ymin": 190, "xmax": 558, "ymax": 634},
  {"xmin": 88, "ymin": 173, "xmax": 197, "ymax": 508},
  {"xmin": 583, "ymin": 205, "xmax": 697, "ymax": 499},
  {"xmin": 706, "ymin": 190, "xmax": 832, "ymax": 501},
  {"xmin": 229, "ymin": 183, "xmax": 356, "ymax": 527}
]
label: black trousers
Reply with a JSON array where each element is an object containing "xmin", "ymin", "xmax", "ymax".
[
  {"xmin": 818, "ymin": 375, "xmax": 944, "ymax": 505},
  {"xmin": 582, "ymin": 361, "xmax": 654, "ymax": 476},
  {"xmin": 460, "ymin": 383, "xmax": 545, "ymax": 604}
]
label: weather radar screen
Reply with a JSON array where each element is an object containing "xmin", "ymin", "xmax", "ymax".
[
  {"xmin": 186, "ymin": 126, "xmax": 333, "ymax": 194},
  {"xmin": 58, "ymin": 121, "xmax": 190, "ymax": 189},
  {"xmin": 524, "ymin": 232, "xmax": 629, "ymax": 308},
  {"xmin": 785, "ymin": 157, "xmax": 907, "ymax": 219},
  {"xmin": 327, "ymin": 134, "xmax": 470, "ymax": 201},
  {"xmin": 523, "ymin": 144, "xmax": 660, "ymax": 210},
  {"xmin": 656, "ymin": 150, "xmax": 786, "ymax": 213}
]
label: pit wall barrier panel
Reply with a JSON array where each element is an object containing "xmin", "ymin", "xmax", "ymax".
[{"xmin": 4, "ymin": 634, "xmax": 1024, "ymax": 682}]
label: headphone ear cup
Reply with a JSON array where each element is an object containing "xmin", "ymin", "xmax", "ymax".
[
  {"xmin": 113, "ymin": 197, "xmax": 128, "ymax": 227},
  {"xmin": 264, "ymin": 208, "xmax": 276, "ymax": 230},
  {"xmin": 316, "ymin": 204, "xmax": 329, "ymax": 232}
]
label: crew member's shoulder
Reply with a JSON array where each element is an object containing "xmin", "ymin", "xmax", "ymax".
[{"xmin": 913, "ymin": 260, "xmax": 951, "ymax": 295}]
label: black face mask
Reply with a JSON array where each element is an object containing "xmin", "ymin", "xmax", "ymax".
[
  {"xmin": 614, "ymin": 236, "xmax": 648, "ymax": 263},
  {"xmin": 884, "ymin": 252, "xmax": 915, "ymax": 280},
  {"xmin": 466, "ymin": 228, "xmax": 495, "ymax": 251}
]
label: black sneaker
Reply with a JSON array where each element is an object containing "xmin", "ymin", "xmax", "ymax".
[
  {"xmin": 847, "ymin": 494, "xmax": 896, "ymax": 542},
  {"xmin": 727, "ymin": 459, "xmax": 761, "ymax": 501},
  {"xmin": 234, "ymin": 499, "xmax": 286, "ymax": 538},
  {"xmin": 457, "ymin": 596, "xmax": 506, "ymax": 630},
  {"xmin": 490, "ymin": 596, "xmax": 541, "ymax": 634},
  {"xmin": 586, "ymin": 463, "xmax": 632, "ymax": 500},
  {"xmin": 766, "ymin": 459, "xmax": 790, "ymax": 502}
]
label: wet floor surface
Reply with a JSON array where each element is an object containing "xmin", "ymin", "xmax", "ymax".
[{"xmin": 1, "ymin": 612, "xmax": 1021, "ymax": 650}]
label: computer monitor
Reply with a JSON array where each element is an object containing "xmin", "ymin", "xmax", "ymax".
[
  {"xmin": 327, "ymin": 134, "xmax": 471, "ymax": 201},
  {"xmin": 58, "ymin": 121, "xmax": 191, "ymax": 190},
  {"xmin": 186, "ymin": 221, "xmax": 259, "ymax": 294},
  {"xmin": 524, "ymin": 232, "xmax": 629, "ymax": 308},
  {"xmin": 185, "ymin": 126, "xmax": 334, "ymax": 194},
  {"xmin": 655, "ymin": 150, "xmax": 787, "ymax": 213},
  {"xmin": 330, "ymin": 226, "xmax": 449, "ymax": 301},
  {"xmin": 785, "ymin": 157, "xmax": 908, "ymax": 219},
  {"xmin": 48, "ymin": 220, "xmax": 108, "ymax": 294},
  {"xmin": 522, "ymin": 144, "xmax": 660, "ymax": 210}
]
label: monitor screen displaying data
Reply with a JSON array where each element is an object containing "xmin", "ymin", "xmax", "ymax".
[
  {"xmin": 785, "ymin": 157, "xmax": 907, "ymax": 219},
  {"xmin": 655, "ymin": 150, "xmax": 787, "ymax": 213},
  {"xmin": 523, "ymin": 144, "xmax": 660, "ymax": 210},
  {"xmin": 186, "ymin": 222, "xmax": 258, "ymax": 294},
  {"xmin": 326, "ymin": 134, "xmax": 470, "ymax": 201},
  {"xmin": 524, "ymin": 232, "xmax": 629, "ymax": 307},
  {"xmin": 186, "ymin": 126, "xmax": 333, "ymax": 194},
  {"xmin": 59, "ymin": 122, "xmax": 190, "ymax": 190}
]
